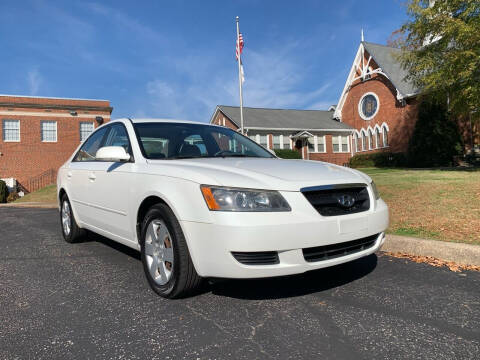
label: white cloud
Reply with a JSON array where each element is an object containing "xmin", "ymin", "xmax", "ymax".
[
  {"xmin": 27, "ymin": 69, "xmax": 42, "ymax": 96},
  {"xmin": 140, "ymin": 40, "xmax": 338, "ymax": 121}
]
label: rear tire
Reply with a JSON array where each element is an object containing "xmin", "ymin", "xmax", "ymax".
[
  {"xmin": 60, "ymin": 194, "xmax": 85, "ymax": 243},
  {"xmin": 140, "ymin": 203, "xmax": 202, "ymax": 298}
]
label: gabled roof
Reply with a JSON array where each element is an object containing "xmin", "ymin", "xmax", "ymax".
[
  {"xmin": 362, "ymin": 42, "xmax": 418, "ymax": 97},
  {"xmin": 212, "ymin": 105, "xmax": 353, "ymax": 131},
  {"xmin": 333, "ymin": 41, "xmax": 419, "ymax": 121}
]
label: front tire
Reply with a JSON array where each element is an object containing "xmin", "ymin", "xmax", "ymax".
[
  {"xmin": 140, "ymin": 203, "xmax": 202, "ymax": 298},
  {"xmin": 60, "ymin": 194, "xmax": 85, "ymax": 243}
]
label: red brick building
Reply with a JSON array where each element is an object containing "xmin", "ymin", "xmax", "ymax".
[
  {"xmin": 210, "ymin": 105, "xmax": 354, "ymax": 165},
  {"xmin": 210, "ymin": 41, "xmax": 422, "ymax": 165},
  {"xmin": 334, "ymin": 41, "xmax": 419, "ymax": 155},
  {"xmin": 211, "ymin": 40, "xmax": 478, "ymax": 165},
  {"xmin": 0, "ymin": 95, "xmax": 112, "ymax": 191}
]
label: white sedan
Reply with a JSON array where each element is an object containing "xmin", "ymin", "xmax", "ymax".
[{"xmin": 57, "ymin": 119, "xmax": 389, "ymax": 298}]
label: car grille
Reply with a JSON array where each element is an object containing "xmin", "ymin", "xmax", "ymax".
[
  {"xmin": 302, "ymin": 234, "xmax": 379, "ymax": 262},
  {"xmin": 301, "ymin": 184, "xmax": 370, "ymax": 216},
  {"xmin": 232, "ymin": 251, "xmax": 280, "ymax": 265}
]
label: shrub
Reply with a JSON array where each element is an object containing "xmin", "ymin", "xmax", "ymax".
[
  {"xmin": 0, "ymin": 180, "xmax": 9, "ymax": 203},
  {"xmin": 7, "ymin": 191, "xmax": 20, "ymax": 203},
  {"xmin": 274, "ymin": 149, "xmax": 302, "ymax": 159},
  {"xmin": 349, "ymin": 152, "xmax": 407, "ymax": 168}
]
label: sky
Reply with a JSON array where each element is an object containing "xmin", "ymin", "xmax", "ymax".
[{"xmin": 0, "ymin": 0, "xmax": 409, "ymax": 122}]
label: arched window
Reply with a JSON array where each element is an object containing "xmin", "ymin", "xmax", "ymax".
[
  {"xmin": 362, "ymin": 131, "xmax": 367, "ymax": 151},
  {"xmin": 383, "ymin": 127, "xmax": 389, "ymax": 147},
  {"xmin": 375, "ymin": 128, "xmax": 381, "ymax": 148},
  {"xmin": 368, "ymin": 130, "xmax": 374, "ymax": 150},
  {"xmin": 354, "ymin": 133, "xmax": 360, "ymax": 152}
]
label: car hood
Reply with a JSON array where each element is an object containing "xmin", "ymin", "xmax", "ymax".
[{"xmin": 145, "ymin": 158, "xmax": 371, "ymax": 192}]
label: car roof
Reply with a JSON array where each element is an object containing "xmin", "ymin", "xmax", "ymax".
[{"xmin": 112, "ymin": 118, "xmax": 212, "ymax": 126}]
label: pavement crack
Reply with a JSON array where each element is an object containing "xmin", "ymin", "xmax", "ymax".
[{"xmin": 185, "ymin": 304, "xmax": 274, "ymax": 359}]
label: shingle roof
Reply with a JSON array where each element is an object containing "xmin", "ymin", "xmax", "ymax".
[
  {"xmin": 216, "ymin": 106, "xmax": 353, "ymax": 131},
  {"xmin": 362, "ymin": 42, "xmax": 419, "ymax": 97}
]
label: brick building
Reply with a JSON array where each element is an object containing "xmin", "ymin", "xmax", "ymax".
[
  {"xmin": 0, "ymin": 95, "xmax": 112, "ymax": 191},
  {"xmin": 211, "ymin": 40, "xmax": 478, "ymax": 165},
  {"xmin": 334, "ymin": 41, "xmax": 419, "ymax": 155},
  {"xmin": 210, "ymin": 105, "xmax": 354, "ymax": 165}
]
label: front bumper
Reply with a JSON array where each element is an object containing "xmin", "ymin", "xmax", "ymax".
[{"xmin": 180, "ymin": 194, "xmax": 389, "ymax": 278}]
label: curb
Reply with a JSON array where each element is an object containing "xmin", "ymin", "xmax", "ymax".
[
  {"xmin": 0, "ymin": 202, "xmax": 57, "ymax": 209},
  {"xmin": 381, "ymin": 234, "xmax": 480, "ymax": 267}
]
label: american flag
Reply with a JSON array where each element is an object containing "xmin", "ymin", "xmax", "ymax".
[{"xmin": 235, "ymin": 33, "xmax": 244, "ymax": 61}]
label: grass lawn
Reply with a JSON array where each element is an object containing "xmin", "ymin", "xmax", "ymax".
[
  {"xmin": 15, "ymin": 184, "xmax": 57, "ymax": 204},
  {"xmin": 362, "ymin": 168, "xmax": 480, "ymax": 245}
]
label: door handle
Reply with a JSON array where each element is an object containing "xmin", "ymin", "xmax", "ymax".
[
  {"xmin": 88, "ymin": 173, "xmax": 96, "ymax": 181},
  {"xmin": 67, "ymin": 171, "xmax": 72, "ymax": 179}
]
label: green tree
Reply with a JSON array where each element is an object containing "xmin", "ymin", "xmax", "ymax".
[
  {"xmin": 407, "ymin": 98, "xmax": 462, "ymax": 167},
  {"xmin": 397, "ymin": 0, "xmax": 480, "ymax": 118}
]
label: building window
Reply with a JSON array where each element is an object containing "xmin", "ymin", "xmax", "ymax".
[
  {"xmin": 362, "ymin": 132, "xmax": 367, "ymax": 151},
  {"xmin": 307, "ymin": 137, "xmax": 315, "ymax": 152},
  {"xmin": 368, "ymin": 130, "xmax": 374, "ymax": 150},
  {"xmin": 273, "ymin": 135, "xmax": 281, "ymax": 149},
  {"xmin": 354, "ymin": 133, "xmax": 360, "ymax": 152},
  {"xmin": 376, "ymin": 128, "xmax": 381, "ymax": 148},
  {"xmin": 317, "ymin": 136, "xmax": 326, "ymax": 152},
  {"xmin": 41, "ymin": 121, "xmax": 57, "ymax": 142},
  {"xmin": 358, "ymin": 92, "xmax": 379, "ymax": 120},
  {"xmin": 383, "ymin": 127, "xmax": 389, "ymax": 147},
  {"xmin": 259, "ymin": 135, "xmax": 268, "ymax": 148},
  {"xmin": 333, "ymin": 135, "xmax": 349, "ymax": 153},
  {"xmin": 80, "ymin": 122, "xmax": 94, "ymax": 142},
  {"xmin": 283, "ymin": 135, "xmax": 291, "ymax": 149},
  {"xmin": 2, "ymin": 119, "xmax": 20, "ymax": 142},
  {"xmin": 341, "ymin": 135, "xmax": 349, "ymax": 152}
]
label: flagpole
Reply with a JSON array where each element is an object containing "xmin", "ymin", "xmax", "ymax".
[{"xmin": 236, "ymin": 16, "xmax": 244, "ymax": 134}]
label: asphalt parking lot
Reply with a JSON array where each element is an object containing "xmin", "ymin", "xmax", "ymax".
[{"xmin": 1, "ymin": 208, "xmax": 479, "ymax": 359}]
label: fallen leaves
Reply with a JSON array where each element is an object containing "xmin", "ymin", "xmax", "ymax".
[{"xmin": 383, "ymin": 251, "xmax": 480, "ymax": 272}]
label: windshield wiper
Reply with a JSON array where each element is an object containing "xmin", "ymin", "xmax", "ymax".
[
  {"xmin": 168, "ymin": 155, "xmax": 202, "ymax": 160},
  {"xmin": 214, "ymin": 150, "xmax": 257, "ymax": 158}
]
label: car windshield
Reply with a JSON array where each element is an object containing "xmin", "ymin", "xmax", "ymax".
[{"xmin": 133, "ymin": 122, "xmax": 275, "ymax": 160}]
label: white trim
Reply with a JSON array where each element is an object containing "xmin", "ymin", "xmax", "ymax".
[
  {"xmin": 358, "ymin": 92, "xmax": 380, "ymax": 121},
  {"xmin": 381, "ymin": 122, "xmax": 390, "ymax": 131},
  {"xmin": 40, "ymin": 120, "xmax": 58, "ymax": 143},
  {"xmin": 0, "ymin": 110, "xmax": 110, "ymax": 119},
  {"xmin": 245, "ymin": 126, "xmax": 353, "ymax": 132},
  {"xmin": 334, "ymin": 43, "xmax": 364, "ymax": 120}
]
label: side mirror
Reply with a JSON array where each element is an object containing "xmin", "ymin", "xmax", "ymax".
[{"xmin": 96, "ymin": 146, "xmax": 131, "ymax": 162}]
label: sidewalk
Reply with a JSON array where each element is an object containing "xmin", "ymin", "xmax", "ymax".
[{"xmin": 382, "ymin": 234, "xmax": 480, "ymax": 267}]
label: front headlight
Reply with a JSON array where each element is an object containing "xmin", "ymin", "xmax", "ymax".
[
  {"xmin": 370, "ymin": 180, "xmax": 380, "ymax": 200},
  {"xmin": 200, "ymin": 185, "xmax": 291, "ymax": 212}
]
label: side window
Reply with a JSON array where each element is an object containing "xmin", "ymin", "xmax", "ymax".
[
  {"xmin": 73, "ymin": 127, "xmax": 109, "ymax": 162},
  {"xmin": 103, "ymin": 124, "xmax": 132, "ymax": 156}
]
